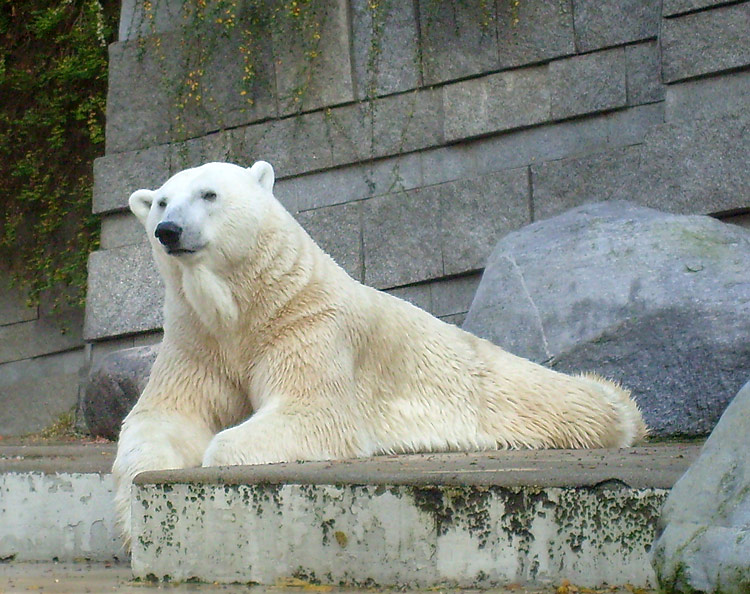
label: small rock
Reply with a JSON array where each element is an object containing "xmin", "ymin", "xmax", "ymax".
[{"xmin": 82, "ymin": 344, "xmax": 159, "ymax": 440}]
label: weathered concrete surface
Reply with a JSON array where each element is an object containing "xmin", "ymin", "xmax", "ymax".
[
  {"xmin": 652, "ymin": 381, "xmax": 750, "ymax": 593},
  {"xmin": 134, "ymin": 485, "xmax": 665, "ymax": 587},
  {"xmin": 0, "ymin": 443, "xmax": 119, "ymax": 562},
  {"xmin": 1, "ymin": 562, "xmax": 133, "ymax": 593},
  {"xmin": 0, "ymin": 472, "xmax": 120, "ymax": 562},
  {"xmin": 0, "ymin": 441, "xmax": 699, "ymax": 582},
  {"xmin": 135, "ymin": 444, "xmax": 697, "ymax": 491},
  {"xmin": 0, "ymin": 561, "xmax": 658, "ymax": 594},
  {"xmin": 0, "ymin": 442, "xmax": 115, "ymax": 474},
  {"xmin": 131, "ymin": 444, "xmax": 700, "ymax": 588}
]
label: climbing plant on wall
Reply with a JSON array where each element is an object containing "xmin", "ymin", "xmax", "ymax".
[
  {"xmin": 129, "ymin": 0, "xmax": 330, "ymax": 133},
  {"xmin": 0, "ymin": 0, "xmax": 520, "ymax": 311},
  {"xmin": 131, "ymin": 0, "xmax": 521, "ymax": 172},
  {"xmin": 0, "ymin": 0, "xmax": 119, "ymax": 309}
]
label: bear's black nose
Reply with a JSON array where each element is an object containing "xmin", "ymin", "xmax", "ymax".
[{"xmin": 154, "ymin": 221, "xmax": 183, "ymax": 247}]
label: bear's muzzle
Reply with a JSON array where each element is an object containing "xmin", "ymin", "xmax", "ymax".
[{"xmin": 155, "ymin": 221, "xmax": 185, "ymax": 253}]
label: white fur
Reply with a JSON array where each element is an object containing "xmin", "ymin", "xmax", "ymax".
[
  {"xmin": 113, "ymin": 161, "xmax": 647, "ymax": 546},
  {"xmin": 181, "ymin": 264, "xmax": 238, "ymax": 329}
]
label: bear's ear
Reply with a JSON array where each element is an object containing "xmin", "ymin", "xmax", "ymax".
[
  {"xmin": 248, "ymin": 161, "xmax": 275, "ymax": 192},
  {"xmin": 129, "ymin": 189, "xmax": 155, "ymax": 225}
]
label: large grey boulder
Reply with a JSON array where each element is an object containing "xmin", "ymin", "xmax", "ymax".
[
  {"xmin": 463, "ymin": 201, "xmax": 750, "ymax": 437},
  {"xmin": 82, "ymin": 344, "xmax": 159, "ymax": 440},
  {"xmin": 651, "ymin": 380, "xmax": 750, "ymax": 593}
]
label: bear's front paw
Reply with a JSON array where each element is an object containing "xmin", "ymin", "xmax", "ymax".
[{"xmin": 202, "ymin": 431, "xmax": 248, "ymax": 467}]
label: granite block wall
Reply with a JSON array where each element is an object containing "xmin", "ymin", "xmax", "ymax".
[
  {"xmin": 0, "ymin": 276, "xmax": 86, "ymax": 435},
  {"xmin": 85, "ymin": 0, "xmax": 750, "ymax": 350},
  {"xmin": 8, "ymin": 0, "xmax": 746, "ymax": 435}
]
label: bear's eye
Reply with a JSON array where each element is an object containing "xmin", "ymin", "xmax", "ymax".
[
  {"xmin": 202, "ymin": 191, "xmax": 217, "ymax": 202},
  {"xmin": 157, "ymin": 198, "xmax": 167, "ymax": 208}
]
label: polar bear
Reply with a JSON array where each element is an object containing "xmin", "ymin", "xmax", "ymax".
[{"xmin": 113, "ymin": 161, "xmax": 647, "ymax": 544}]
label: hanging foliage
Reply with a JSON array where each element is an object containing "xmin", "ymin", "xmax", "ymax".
[{"xmin": 0, "ymin": 0, "xmax": 119, "ymax": 309}]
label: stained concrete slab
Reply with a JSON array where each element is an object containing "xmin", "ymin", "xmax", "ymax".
[
  {"xmin": 0, "ymin": 561, "xmax": 656, "ymax": 593},
  {"xmin": 0, "ymin": 442, "xmax": 120, "ymax": 563},
  {"xmin": 130, "ymin": 443, "xmax": 700, "ymax": 588},
  {"xmin": 0, "ymin": 441, "xmax": 701, "ymax": 583},
  {"xmin": 1, "ymin": 441, "xmax": 696, "ymax": 486},
  {"xmin": 134, "ymin": 481, "xmax": 669, "ymax": 587},
  {"xmin": 134, "ymin": 443, "xmax": 699, "ymax": 490},
  {"xmin": 0, "ymin": 443, "xmax": 116, "ymax": 474},
  {"xmin": 0, "ymin": 469, "xmax": 121, "ymax": 562}
]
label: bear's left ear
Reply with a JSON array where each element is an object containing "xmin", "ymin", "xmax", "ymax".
[
  {"xmin": 129, "ymin": 189, "xmax": 155, "ymax": 225},
  {"xmin": 248, "ymin": 161, "xmax": 275, "ymax": 192}
]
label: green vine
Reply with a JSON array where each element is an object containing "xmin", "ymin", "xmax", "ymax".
[
  {"xmin": 0, "ymin": 0, "xmax": 119, "ymax": 310},
  {"xmin": 0, "ymin": 0, "xmax": 521, "ymax": 313},
  {"xmin": 126, "ymin": 0, "xmax": 520, "ymax": 165},
  {"xmin": 129, "ymin": 0, "xmax": 328, "ymax": 147}
]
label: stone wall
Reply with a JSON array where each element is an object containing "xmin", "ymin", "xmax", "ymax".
[
  {"xmin": 61, "ymin": 0, "xmax": 748, "ymax": 432},
  {"xmin": 0, "ymin": 274, "xmax": 86, "ymax": 435}
]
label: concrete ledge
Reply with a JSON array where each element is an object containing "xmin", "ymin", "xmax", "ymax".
[
  {"xmin": 135, "ymin": 444, "xmax": 697, "ymax": 490},
  {"xmin": 131, "ymin": 444, "xmax": 699, "ymax": 588},
  {"xmin": 0, "ymin": 444, "xmax": 120, "ymax": 562},
  {"xmin": 0, "ymin": 443, "xmax": 115, "ymax": 474}
]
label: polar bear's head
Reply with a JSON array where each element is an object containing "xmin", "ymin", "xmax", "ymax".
[{"xmin": 129, "ymin": 161, "xmax": 275, "ymax": 266}]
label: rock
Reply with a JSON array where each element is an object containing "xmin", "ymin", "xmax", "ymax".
[
  {"xmin": 463, "ymin": 201, "xmax": 750, "ymax": 437},
  {"xmin": 82, "ymin": 344, "xmax": 159, "ymax": 440},
  {"xmin": 651, "ymin": 380, "xmax": 750, "ymax": 593}
]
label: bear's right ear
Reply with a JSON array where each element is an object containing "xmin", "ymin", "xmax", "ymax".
[
  {"xmin": 129, "ymin": 189, "xmax": 155, "ymax": 225},
  {"xmin": 248, "ymin": 161, "xmax": 275, "ymax": 192}
]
